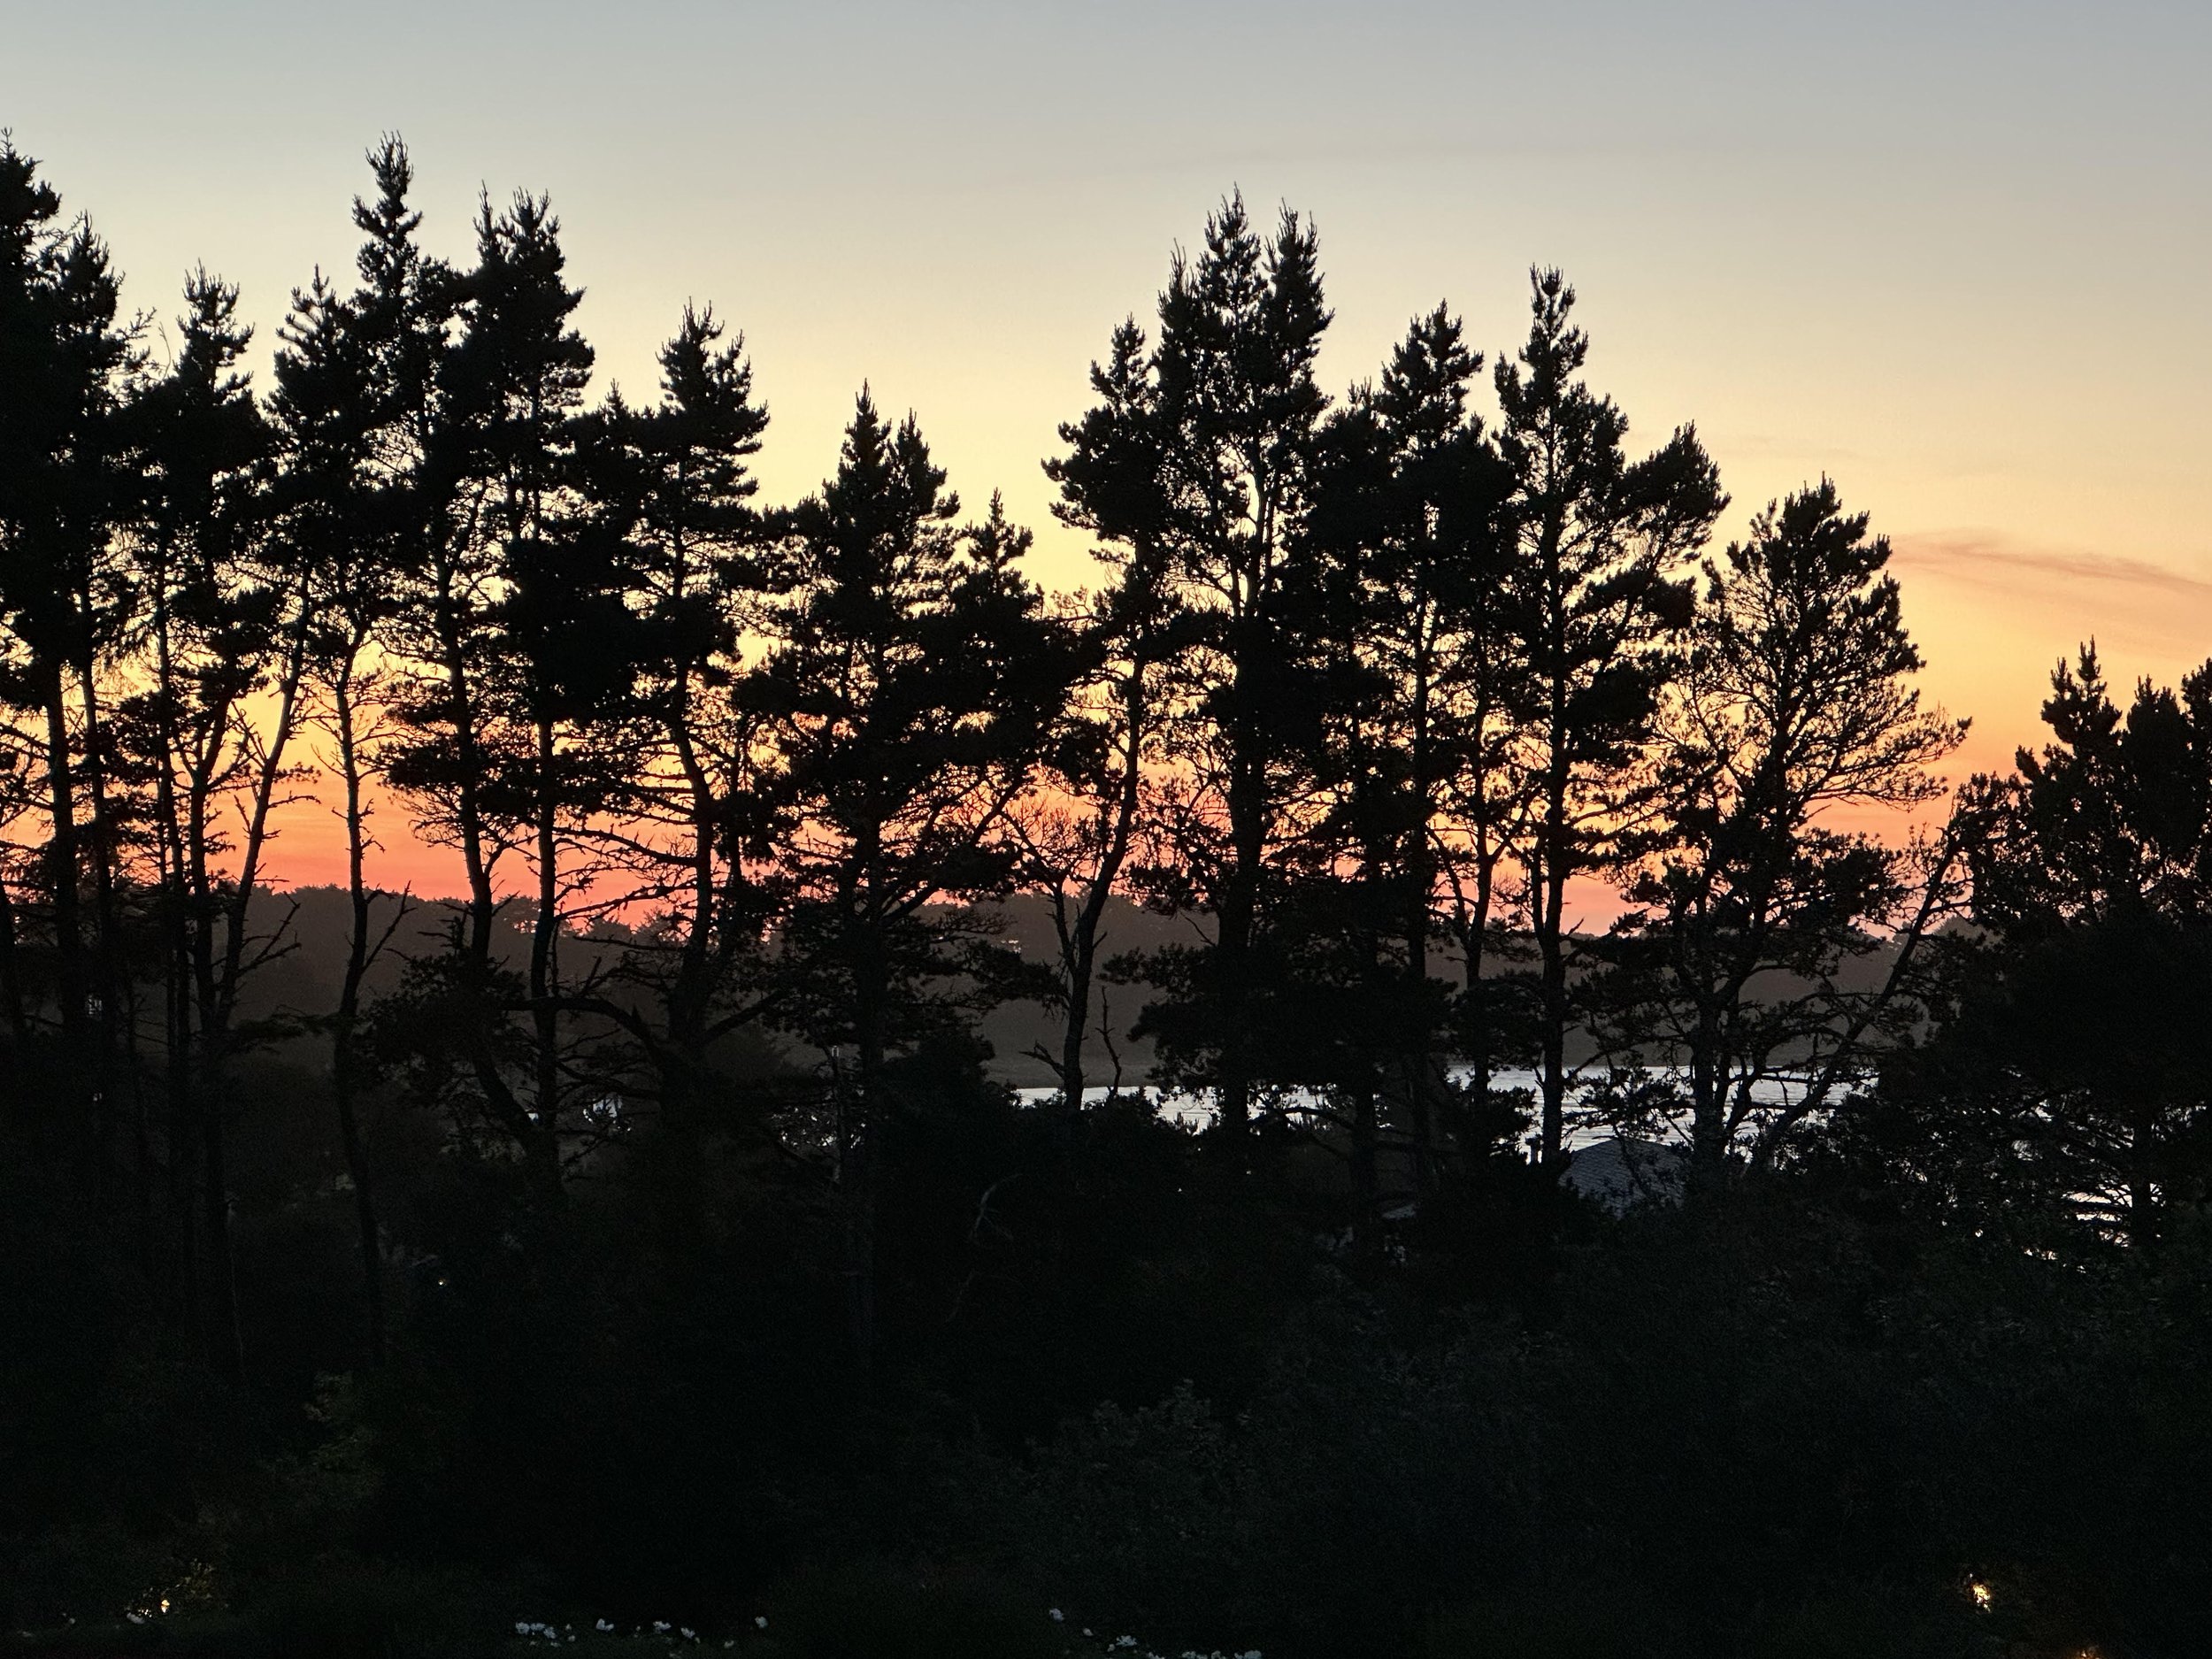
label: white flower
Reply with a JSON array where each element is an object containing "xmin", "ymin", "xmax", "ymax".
[
  {"xmin": 754, "ymin": 1615, "xmax": 769, "ymax": 1629},
  {"xmin": 1048, "ymin": 1608, "xmax": 1064, "ymax": 1622},
  {"xmin": 680, "ymin": 1629, "xmax": 696, "ymax": 1641},
  {"xmin": 598, "ymin": 1620, "xmax": 616, "ymax": 1632}
]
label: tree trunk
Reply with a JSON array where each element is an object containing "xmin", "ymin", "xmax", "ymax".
[
  {"xmin": 1056, "ymin": 657, "xmax": 1147, "ymax": 1118},
  {"xmin": 530, "ymin": 710, "xmax": 564, "ymax": 1210},
  {"xmin": 332, "ymin": 664, "xmax": 387, "ymax": 1362},
  {"xmin": 841, "ymin": 811, "xmax": 891, "ymax": 1375},
  {"xmin": 0, "ymin": 874, "xmax": 26, "ymax": 1053},
  {"xmin": 1536, "ymin": 870, "xmax": 1569, "ymax": 1167},
  {"xmin": 846, "ymin": 903, "xmax": 886, "ymax": 1375},
  {"xmin": 42, "ymin": 674, "xmax": 85, "ymax": 1048},
  {"xmin": 1688, "ymin": 1005, "xmax": 1726, "ymax": 1174},
  {"xmin": 198, "ymin": 1071, "xmax": 245, "ymax": 1384},
  {"xmin": 1349, "ymin": 1081, "xmax": 1379, "ymax": 1263},
  {"xmin": 1059, "ymin": 926, "xmax": 1094, "ymax": 1117},
  {"xmin": 74, "ymin": 658, "xmax": 124, "ymax": 1109},
  {"xmin": 1218, "ymin": 649, "xmax": 1264, "ymax": 1149}
]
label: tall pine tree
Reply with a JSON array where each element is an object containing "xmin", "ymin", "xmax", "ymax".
[
  {"xmin": 1052, "ymin": 196, "xmax": 1333, "ymax": 1148},
  {"xmin": 1493, "ymin": 269, "xmax": 1724, "ymax": 1164},
  {"xmin": 758, "ymin": 394, "xmax": 1072, "ymax": 1367}
]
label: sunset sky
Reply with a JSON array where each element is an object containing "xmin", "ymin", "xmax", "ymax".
[{"xmin": 5, "ymin": 0, "xmax": 2208, "ymax": 895}]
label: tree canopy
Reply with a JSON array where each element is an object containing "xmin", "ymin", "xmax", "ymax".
[{"xmin": 0, "ymin": 134, "xmax": 2198, "ymax": 1659}]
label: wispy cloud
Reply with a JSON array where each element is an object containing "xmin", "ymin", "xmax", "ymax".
[
  {"xmin": 1893, "ymin": 529, "xmax": 2212, "ymax": 713},
  {"xmin": 1893, "ymin": 530, "xmax": 2212, "ymax": 603}
]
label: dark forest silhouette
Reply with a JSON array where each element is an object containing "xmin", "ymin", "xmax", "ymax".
[{"xmin": 5, "ymin": 134, "xmax": 2212, "ymax": 1659}]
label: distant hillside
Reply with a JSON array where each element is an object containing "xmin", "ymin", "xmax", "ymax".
[
  {"xmin": 226, "ymin": 885, "xmax": 1918, "ymax": 1087},
  {"xmin": 227, "ymin": 884, "xmax": 1192, "ymax": 1087},
  {"xmin": 976, "ymin": 892, "xmax": 1206, "ymax": 1087}
]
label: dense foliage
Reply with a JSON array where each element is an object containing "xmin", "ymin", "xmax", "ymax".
[{"xmin": 4, "ymin": 135, "xmax": 2210, "ymax": 1657}]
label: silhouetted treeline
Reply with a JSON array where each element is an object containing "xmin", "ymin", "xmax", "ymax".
[{"xmin": 5, "ymin": 134, "xmax": 2212, "ymax": 1659}]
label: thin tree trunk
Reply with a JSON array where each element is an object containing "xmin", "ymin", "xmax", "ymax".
[
  {"xmin": 331, "ymin": 654, "xmax": 388, "ymax": 1361},
  {"xmin": 185, "ymin": 767, "xmax": 243, "ymax": 1384},
  {"xmin": 74, "ymin": 656, "xmax": 123, "ymax": 1071},
  {"xmin": 41, "ymin": 672, "xmax": 85, "ymax": 1047},
  {"xmin": 433, "ymin": 569, "xmax": 534, "ymax": 1148},
  {"xmin": 438, "ymin": 578, "xmax": 499, "ymax": 966},
  {"xmin": 1059, "ymin": 912, "xmax": 1094, "ymax": 1118},
  {"xmin": 530, "ymin": 710, "xmax": 564, "ymax": 1208},
  {"xmin": 1402, "ymin": 587, "xmax": 1445, "ymax": 1191},
  {"xmin": 198, "ymin": 1072, "xmax": 245, "ymax": 1383},
  {"xmin": 1537, "ymin": 865, "xmax": 1569, "ymax": 1167},
  {"xmin": 846, "ymin": 874, "xmax": 886, "ymax": 1375},
  {"xmin": 196, "ymin": 593, "xmax": 312, "ymax": 1384},
  {"xmin": 1057, "ymin": 658, "xmax": 1147, "ymax": 1116},
  {"xmin": 146, "ymin": 551, "xmax": 201, "ymax": 1326},
  {"xmin": 667, "ymin": 666, "xmax": 718, "ymax": 1143},
  {"xmin": 1218, "ymin": 649, "xmax": 1263, "ymax": 1148},
  {"xmin": 0, "ymin": 876, "xmax": 27, "ymax": 1055},
  {"xmin": 1536, "ymin": 610, "xmax": 1572, "ymax": 1165},
  {"xmin": 177, "ymin": 681, "xmax": 243, "ymax": 1383}
]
